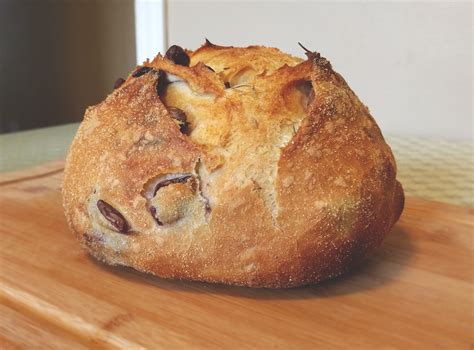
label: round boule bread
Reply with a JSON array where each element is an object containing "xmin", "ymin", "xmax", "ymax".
[{"xmin": 62, "ymin": 42, "xmax": 404, "ymax": 288}]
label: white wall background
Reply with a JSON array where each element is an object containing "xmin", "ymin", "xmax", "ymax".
[
  {"xmin": 135, "ymin": 0, "xmax": 165, "ymax": 64},
  {"xmin": 165, "ymin": 0, "xmax": 472, "ymax": 140}
]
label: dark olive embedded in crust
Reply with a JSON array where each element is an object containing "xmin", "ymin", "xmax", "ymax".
[
  {"xmin": 97, "ymin": 200, "xmax": 129, "ymax": 233},
  {"xmin": 113, "ymin": 78, "xmax": 125, "ymax": 89},
  {"xmin": 149, "ymin": 206, "xmax": 164, "ymax": 225},
  {"xmin": 165, "ymin": 45, "xmax": 190, "ymax": 66},
  {"xmin": 132, "ymin": 66, "xmax": 153, "ymax": 78},
  {"xmin": 156, "ymin": 70, "xmax": 169, "ymax": 98},
  {"xmin": 167, "ymin": 107, "xmax": 190, "ymax": 134}
]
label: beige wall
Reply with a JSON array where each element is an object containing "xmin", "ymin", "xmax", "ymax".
[{"xmin": 0, "ymin": 0, "xmax": 136, "ymax": 133}]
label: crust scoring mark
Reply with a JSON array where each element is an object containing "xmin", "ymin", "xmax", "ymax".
[
  {"xmin": 194, "ymin": 159, "xmax": 212, "ymax": 220},
  {"xmin": 142, "ymin": 173, "xmax": 193, "ymax": 200},
  {"xmin": 142, "ymin": 169, "xmax": 211, "ymax": 227},
  {"xmin": 156, "ymin": 54, "xmax": 316, "ymax": 228},
  {"xmin": 253, "ymin": 80, "xmax": 315, "ymax": 226},
  {"xmin": 142, "ymin": 173, "xmax": 193, "ymax": 226}
]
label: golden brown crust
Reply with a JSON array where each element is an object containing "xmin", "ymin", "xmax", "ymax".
[{"xmin": 63, "ymin": 43, "xmax": 404, "ymax": 288}]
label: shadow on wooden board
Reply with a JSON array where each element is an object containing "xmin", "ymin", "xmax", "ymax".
[{"xmin": 88, "ymin": 225, "xmax": 414, "ymax": 300}]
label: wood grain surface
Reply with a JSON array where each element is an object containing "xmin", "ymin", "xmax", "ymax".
[{"xmin": 0, "ymin": 162, "xmax": 472, "ymax": 349}]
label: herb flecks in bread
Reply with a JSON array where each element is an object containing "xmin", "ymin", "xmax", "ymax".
[{"xmin": 63, "ymin": 42, "xmax": 404, "ymax": 288}]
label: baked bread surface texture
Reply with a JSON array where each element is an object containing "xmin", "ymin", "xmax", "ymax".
[{"xmin": 63, "ymin": 42, "xmax": 404, "ymax": 288}]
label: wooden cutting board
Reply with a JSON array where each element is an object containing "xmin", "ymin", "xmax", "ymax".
[{"xmin": 0, "ymin": 161, "xmax": 472, "ymax": 349}]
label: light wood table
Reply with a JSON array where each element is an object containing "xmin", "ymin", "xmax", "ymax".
[{"xmin": 0, "ymin": 163, "xmax": 472, "ymax": 348}]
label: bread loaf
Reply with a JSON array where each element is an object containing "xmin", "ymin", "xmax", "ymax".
[{"xmin": 62, "ymin": 42, "xmax": 404, "ymax": 288}]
